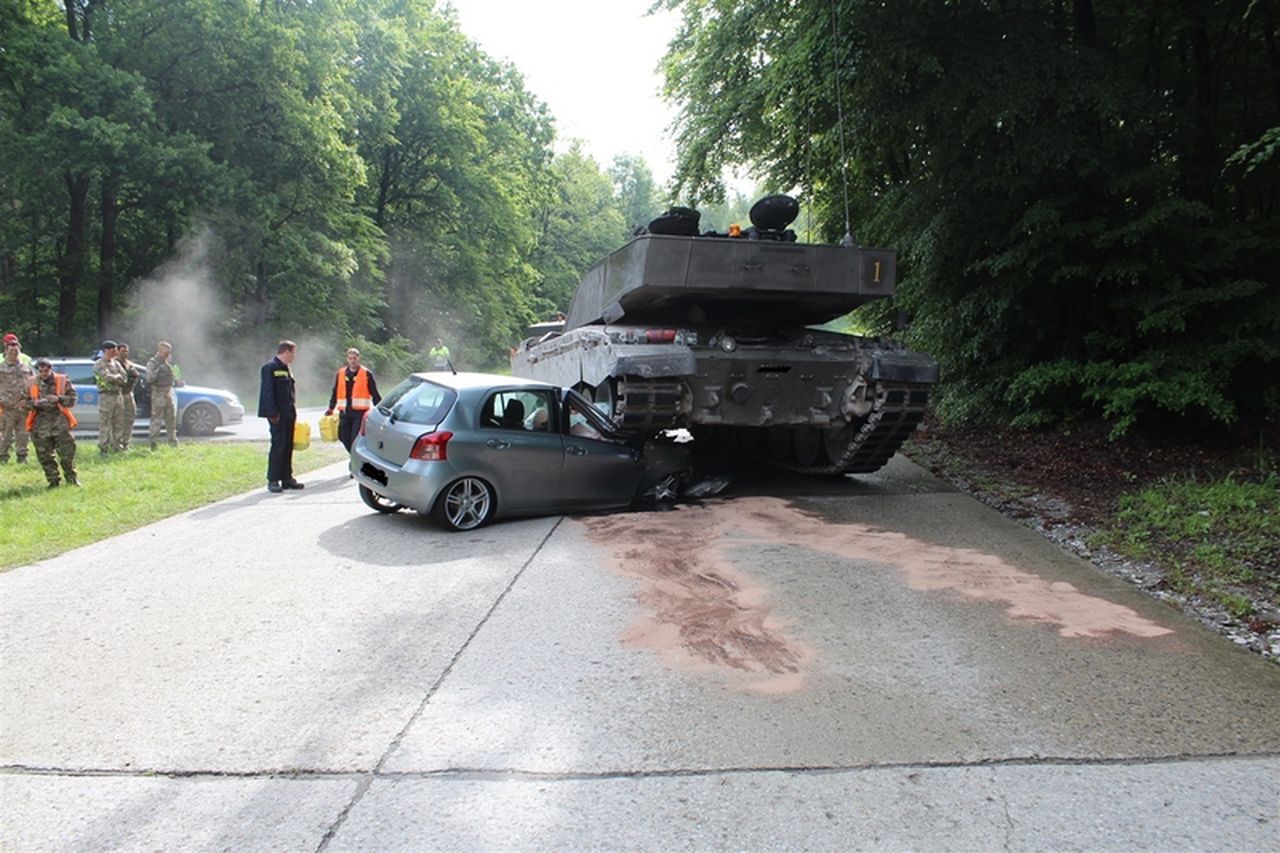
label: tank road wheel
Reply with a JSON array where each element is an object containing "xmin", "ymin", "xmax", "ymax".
[
  {"xmin": 793, "ymin": 426, "xmax": 824, "ymax": 467},
  {"xmin": 767, "ymin": 426, "xmax": 793, "ymax": 462},
  {"xmin": 433, "ymin": 477, "xmax": 495, "ymax": 532},
  {"xmin": 823, "ymin": 423, "xmax": 858, "ymax": 465},
  {"xmin": 592, "ymin": 377, "xmax": 617, "ymax": 419}
]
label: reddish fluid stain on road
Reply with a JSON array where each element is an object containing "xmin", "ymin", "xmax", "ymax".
[{"xmin": 580, "ymin": 497, "xmax": 1173, "ymax": 691}]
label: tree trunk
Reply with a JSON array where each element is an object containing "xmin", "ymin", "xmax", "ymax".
[
  {"xmin": 29, "ymin": 214, "xmax": 42, "ymax": 346},
  {"xmin": 1073, "ymin": 0, "xmax": 1097, "ymax": 40},
  {"xmin": 375, "ymin": 146, "xmax": 394, "ymax": 230},
  {"xmin": 1184, "ymin": 6, "xmax": 1217, "ymax": 204},
  {"xmin": 64, "ymin": 0, "xmax": 80, "ymax": 41},
  {"xmin": 1264, "ymin": 3, "xmax": 1280, "ymax": 115},
  {"xmin": 248, "ymin": 258, "xmax": 269, "ymax": 327},
  {"xmin": 57, "ymin": 172, "xmax": 90, "ymax": 349},
  {"xmin": 98, "ymin": 173, "xmax": 118, "ymax": 339},
  {"xmin": 64, "ymin": 0, "xmax": 95, "ymax": 43}
]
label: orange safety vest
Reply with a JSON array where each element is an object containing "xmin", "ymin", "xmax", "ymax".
[
  {"xmin": 333, "ymin": 366, "xmax": 373, "ymax": 412},
  {"xmin": 26, "ymin": 374, "xmax": 78, "ymax": 431}
]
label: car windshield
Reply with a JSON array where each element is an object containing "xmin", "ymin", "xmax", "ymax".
[{"xmin": 378, "ymin": 377, "xmax": 456, "ymax": 425}]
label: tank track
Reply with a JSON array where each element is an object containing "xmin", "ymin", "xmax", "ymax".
[{"xmin": 614, "ymin": 378, "xmax": 929, "ymax": 475}]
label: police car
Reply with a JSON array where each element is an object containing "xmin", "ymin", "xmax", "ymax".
[{"xmin": 43, "ymin": 357, "xmax": 245, "ymax": 436}]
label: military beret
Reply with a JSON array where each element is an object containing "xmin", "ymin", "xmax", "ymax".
[{"xmin": 101, "ymin": 340, "xmax": 118, "ymax": 350}]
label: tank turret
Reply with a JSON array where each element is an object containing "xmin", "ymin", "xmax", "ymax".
[{"xmin": 512, "ymin": 196, "xmax": 938, "ymax": 475}]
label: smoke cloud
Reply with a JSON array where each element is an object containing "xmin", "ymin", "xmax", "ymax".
[
  {"xmin": 118, "ymin": 228, "xmax": 250, "ymax": 390},
  {"xmin": 119, "ymin": 228, "xmax": 344, "ymax": 406}
]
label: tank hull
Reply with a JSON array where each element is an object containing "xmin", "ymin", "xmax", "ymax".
[{"xmin": 511, "ymin": 228, "xmax": 938, "ymax": 474}]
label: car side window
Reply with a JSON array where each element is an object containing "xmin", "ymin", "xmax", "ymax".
[
  {"xmin": 65, "ymin": 365, "xmax": 96, "ymax": 384},
  {"xmin": 482, "ymin": 390, "xmax": 553, "ymax": 432},
  {"xmin": 564, "ymin": 395, "xmax": 611, "ymax": 443}
]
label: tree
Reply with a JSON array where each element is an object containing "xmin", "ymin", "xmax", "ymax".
[
  {"xmin": 350, "ymin": 0, "xmax": 557, "ymax": 367},
  {"xmin": 0, "ymin": 0, "xmax": 645, "ymax": 376},
  {"xmin": 531, "ymin": 145, "xmax": 630, "ymax": 317},
  {"xmin": 609, "ymin": 153, "xmax": 664, "ymax": 231},
  {"xmin": 659, "ymin": 0, "xmax": 1280, "ymax": 433}
]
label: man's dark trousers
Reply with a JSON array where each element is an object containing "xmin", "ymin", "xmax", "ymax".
[
  {"xmin": 338, "ymin": 413, "xmax": 363, "ymax": 452},
  {"xmin": 268, "ymin": 414, "xmax": 296, "ymax": 484}
]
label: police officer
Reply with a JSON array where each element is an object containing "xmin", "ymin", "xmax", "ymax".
[
  {"xmin": 146, "ymin": 341, "xmax": 179, "ymax": 449},
  {"xmin": 325, "ymin": 347, "xmax": 382, "ymax": 452},
  {"xmin": 0, "ymin": 333, "xmax": 34, "ymax": 463},
  {"xmin": 115, "ymin": 342, "xmax": 141, "ymax": 450},
  {"xmin": 26, "ymin": 357, "xmax": 79, "ymax": 487},
  {"xmin": 93, "ymin": 341, "xmax": 129, "ymax": 454},
  {"xmin": 258, "ymin": 340, "xmax": 303, "ymax": 493}
]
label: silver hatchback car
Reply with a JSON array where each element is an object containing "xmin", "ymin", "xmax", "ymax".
[{"xmin": 350, "ymin": 372, "xmax": 690, "ymax": 530}]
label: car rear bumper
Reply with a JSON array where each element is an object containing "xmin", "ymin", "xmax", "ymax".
[{"xmin": 349, "ymin": 440, "xmax": 456, "ymax": 513}]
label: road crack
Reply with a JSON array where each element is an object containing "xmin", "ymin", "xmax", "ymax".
[{"xmin": 313, "ymin": 517, "xmax": 564, "ymax": 852}]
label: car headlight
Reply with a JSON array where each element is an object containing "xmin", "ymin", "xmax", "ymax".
[{"xmin": 719, "ymin": 335, "xmax": 737, "ymax": 353}]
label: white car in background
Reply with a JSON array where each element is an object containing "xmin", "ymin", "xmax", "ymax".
[{"xmin": 43, "ymin": 357, "xmax": 245, "ymax": 436}]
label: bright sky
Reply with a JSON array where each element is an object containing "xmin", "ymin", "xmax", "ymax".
[{"xmin": 446, "ymin": 0, "xmax": 682, "ymax": 185}]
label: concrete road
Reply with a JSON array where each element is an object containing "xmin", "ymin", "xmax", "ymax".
[{"xmin": 2, "ymin": 457, "xmax": 1277, "ymax": 850}]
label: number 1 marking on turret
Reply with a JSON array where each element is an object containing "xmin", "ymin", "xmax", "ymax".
[{"xmin": 873, "ymin": 260, "xmax": 882, "ymax": 283}]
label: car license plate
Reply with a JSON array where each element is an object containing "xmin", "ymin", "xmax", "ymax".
[{"xmin": 360, "ymin": 462, "xmax": 388, "ymax": 486}]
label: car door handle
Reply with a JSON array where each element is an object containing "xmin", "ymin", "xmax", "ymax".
[
  {"xmin": 485, "ymin": 438, "xmax": 511, "ymax": 449},
  {"xmin": 565, "ymin": 445, "xmax": 588, "ymax": 456}
]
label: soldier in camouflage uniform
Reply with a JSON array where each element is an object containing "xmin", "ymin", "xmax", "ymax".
[
  {"xmin": 93, "ymin": 340, "xmax": 129, "ymax": 454},
  {"xmin": 26, "ymin": 357, "xmax": 79, "ymax": 487},
  {"xmin": 116, "ymin": 342, "xmax": 141, "ymax": 450},
  {"xmin": 146, "ymin": 341, "xmax": 179, "ymax": 449},
  {"xmin": 0, "ymin": 335, "xmax": 34, "ymax": 463}
]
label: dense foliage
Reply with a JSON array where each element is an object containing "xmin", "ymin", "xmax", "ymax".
[
  {"xmin": 0, "ymin": 0, "xmax": 664, "ymax": 378},
  {"xmin": 661, "ymin": 0, "xmax": 1280, "ymax": 433}
]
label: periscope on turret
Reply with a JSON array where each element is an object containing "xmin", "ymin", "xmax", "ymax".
[{"xmin": 511, "ymin": 195, "xmax": 939, "ymax": 475}]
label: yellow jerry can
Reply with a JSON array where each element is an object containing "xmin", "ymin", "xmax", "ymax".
[
  {"xmin": 293, "ymin": 419, "xmax": 311, "ymax": 451},
  {"xmin": 319, "ymin": 413, "xmax": 339, "ymax": 442}
]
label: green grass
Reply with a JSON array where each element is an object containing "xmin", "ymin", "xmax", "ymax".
[
  {"xmin": 1097, "ymin": 473, "xmax": 1280, "ymax": 620},
  {"xmin": 0, "ymin": 440, "xmax": 348, "ymax": 570}
]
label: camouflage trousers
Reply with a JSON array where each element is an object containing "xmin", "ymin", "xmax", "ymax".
[
  {"xmin": 98, "ymin": 392, "xmax": 128, "ymax": 452},
  {"xmin": 120, "ymin": 393, "xmax": 136, "ymax": 449},
  {"xmin": 0, "ymin": 406, "xmax": 29, "ymax": 461},
  {"xmin": 33, "ymin": 427, "xmax": 77, "ymax": 485},
  {"xmin": 149, "ymin": 387, "xmax": 177, "ymax": 445}
]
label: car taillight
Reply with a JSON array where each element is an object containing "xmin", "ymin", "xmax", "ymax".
[
  {"xmin": 410, "ymin": 431, "xmax": 452, "ymax": 461},
  {"xmin": 645, "ymin": 328, "xmax": 677, "ymax": 343}
]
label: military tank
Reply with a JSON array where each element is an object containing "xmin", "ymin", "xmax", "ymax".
[{"xmin": 510, "ymin": 196, "xmax": 938, "ymax": 474}]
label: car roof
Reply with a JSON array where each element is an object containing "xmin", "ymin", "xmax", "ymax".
[{"xmin": 410, "ymin": 371, "xmax": 557, "ymax": 392}]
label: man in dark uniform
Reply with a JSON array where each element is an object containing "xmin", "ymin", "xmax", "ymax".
[{"xmin": 258, "ymin": 340, "xmax": 303, "ymax": 493}]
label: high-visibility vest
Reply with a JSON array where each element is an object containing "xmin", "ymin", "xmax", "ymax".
[
  {"xmin": 25, "ymin": 374, "xmax": 78, "ymax": 431},
  {"xmin": 333, "ymin": 366, "xmax": 373, "ymax": 412}
]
